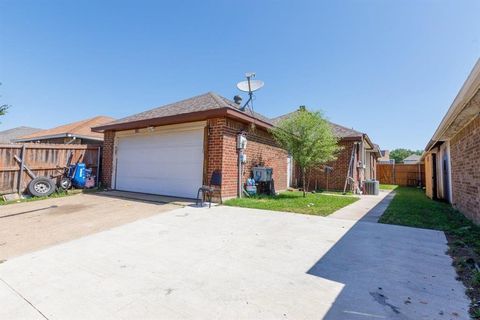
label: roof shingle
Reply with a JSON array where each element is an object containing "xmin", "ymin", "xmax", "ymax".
[
  {"xmin": 0, "ymin": 126, "xmax": 42, "ymax": 144},
  {"xmin": 93, "ymin": 92, "xmax": 372, "ymax": 143},
  {"xmin": 17, "ymin": 116, "xmax": 115, "ymax": 141},
  {"xmin": 101, "ymin": 92, "xmax": 272, "ymax": 129}
]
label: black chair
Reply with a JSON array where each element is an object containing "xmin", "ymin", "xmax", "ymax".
[{"xmin": 196, "ymin": 170, "xmax": 222, "ymax": 208}]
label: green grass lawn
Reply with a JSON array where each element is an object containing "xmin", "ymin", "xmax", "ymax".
[
  {"xmin": 223, "ymin": 191, "xmax": 358, "ymax": 216},
  {"xmin": 379, "ymin": 187, "xmax": 480, "ymax": 318},
  {"xmin": 379, "ymin": 184, "xmax": 398, "ymax": 190}
]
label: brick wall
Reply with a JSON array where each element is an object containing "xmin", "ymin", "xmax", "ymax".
[
  {"xmin": 100, "ymin": 118, "xmax": 288, "ymax": 200},
  {"xmin": 218, "ymin": 118, "xmax": 288, "ymax": 199},
  {"xmin": 205, "ymin": 118, "xmax": 224, "ymax": 181},
  {"xmin": 450, "ymin": 115, "xmax": 480, "ymax": 224},
  {"xmin": 294, "ymin": 139, "xmax": 360, "ymax": 192},
  {"xmin": 101, "ymin": 131, "xmax": 115, "ymax": 188}
]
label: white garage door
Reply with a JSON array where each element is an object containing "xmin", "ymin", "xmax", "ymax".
[{"xmin": 115, "ymin": 126, "xmax": 204, "ymax": 199}]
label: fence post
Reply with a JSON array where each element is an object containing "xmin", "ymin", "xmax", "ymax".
[
  {"xmin": 17, "ymin": 144, "xmax": 26, "ymax": 194},
  {"xmin": 392, "ymin": 162, "xmax": 396, "ymax": 185}
]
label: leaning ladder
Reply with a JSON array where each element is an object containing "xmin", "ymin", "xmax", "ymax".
[{"xmin": 343, "ymin": 144, "xmax": 357, "ymax": 194}]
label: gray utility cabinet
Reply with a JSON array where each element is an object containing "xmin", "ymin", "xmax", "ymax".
[{"xmin": 364, "ymin": 180, "xmax": 380, "ymax": 195}]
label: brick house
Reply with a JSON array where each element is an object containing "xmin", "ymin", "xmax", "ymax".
[
  {"xmin": 94, "ymin": 93, "xmax": 288, "ymax": 201},
  {"xmin": 14, "ymin": 116, "xmax": 114, "ymax": 145},
  {"xmin": 272, "ymin": 110, "xmax": 381, "ymax": 193},
  {"xmin": 423, "ymin": 59, "xmax": 480, "ymax": 224},
  {"xmin": 94, "ymin": 92, "xmax": 379, "ymax": 200},
  {"xmin": 0, "ymin": 126, "xmax": 42, "ymax": 144}
]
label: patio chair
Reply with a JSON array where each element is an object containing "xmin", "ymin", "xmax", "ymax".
[{"xmin": 196, "ymin": 170, "xmax": 222, "ymax": 208}]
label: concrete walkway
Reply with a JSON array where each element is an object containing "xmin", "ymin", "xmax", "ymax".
[
  {"xmin": 0, "ymin": 192, "xmax": 470, "ymax": 319},
  {"xmin": 328, "ymin": 190, "xmax": 395, "ymax": 222}
]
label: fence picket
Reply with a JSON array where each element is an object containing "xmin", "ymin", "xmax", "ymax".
[{"xmin": 0, "ymin": 143, "xmax": 101, "ymax": 195}]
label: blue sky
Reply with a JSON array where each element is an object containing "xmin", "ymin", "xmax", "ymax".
[{"xmin": 1, "ymin": 0, "xmax": 479, "ymax": 150}]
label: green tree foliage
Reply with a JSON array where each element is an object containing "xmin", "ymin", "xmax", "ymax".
[
  {"xmin": 389, "ymin": 148, "xmax": 423, "ymax": 163},
  {"xmin": 0, "ymin": 105, "xmax": 7, "ymax": 116},
  {"xmin": 0, "ymin": 82, "xmax": 9, "ymax": 122},
  {"xmin": 270, "ymin": 106, "xmax": 341, "ymax": 197}
]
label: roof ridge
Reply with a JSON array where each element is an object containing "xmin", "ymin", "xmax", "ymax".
[
  {"xmin": 207, "ymin": 92, "xmax": 231, "ymax": 109},
  {"xmin": 153, "ymin": 92, "xmax": 218, "ymax": 112},
  {"xmin": 94, "ymin": 91, "xmax": 275, "ymax": 131},
  {"xmin": 271, "ymin": 110, "xmax": 297, "ymax": 121},
  {"xmin": 328, "ymin": 120, "xmax": 364, "ymax": 135},
  {"xmin": 67, "ymin": 116, "xmax": 107, "ymax": 134}
]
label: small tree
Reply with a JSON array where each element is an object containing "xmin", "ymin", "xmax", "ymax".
[{"xmin": 270, "ymin": 107, "xmax": 341, "ymax": 197}]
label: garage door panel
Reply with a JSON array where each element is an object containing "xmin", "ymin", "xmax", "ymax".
[
  {"xmin": 118, "ymin": 147, "xmax": 203, "ymax": 167},
  {"xmin": 115, "ymin": 127, "xmax": 204, "ymax": 198},
  {"xmin": 118, "ymin": 167, "xmax": 202, "ymax": 182}
]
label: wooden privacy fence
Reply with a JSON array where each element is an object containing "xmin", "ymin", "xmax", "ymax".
[
  {"xmin": 0, "ymin": 143, "xmax": 101, "ymax": 195},
  {"xmin": 377, "ymin": 163, "xmax": 425, "ymax": 187}
]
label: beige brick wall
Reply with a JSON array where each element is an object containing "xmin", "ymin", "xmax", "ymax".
[{"xmin": 450, "ymin": 115, "xmax": 480, "ymax": 224}]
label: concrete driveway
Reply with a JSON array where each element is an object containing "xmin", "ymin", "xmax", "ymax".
[
  {"xmin": 0, "ymin": 192, "xmax": 179, "ymax": 261},
  {"xmin": 0, "ymin": 194, "xmax": 470, "ymax": 319}
]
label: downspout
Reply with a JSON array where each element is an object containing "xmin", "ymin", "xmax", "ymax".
[
  {"xmin": 446, "ymin": 140, "xmax": 453, "ymax": 204},
  {"xmin": 237, "ymin": 148, "xmax": 243, "ymax": 198},
  {"xmin": 236, "ymin": 132, "xmax": 247, "ymax": 198}
]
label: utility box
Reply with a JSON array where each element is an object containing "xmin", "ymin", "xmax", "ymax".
[
  {"xmin": 253, "ymin": 167, "xmax": 273, "ymax": 182},
  {"xmin": 364, "ymin": 180, "xmax": 379, "ymax": 195},
  {"xmin": 237, "ymin": 134, "xmax": 247, "ymax": 150}
]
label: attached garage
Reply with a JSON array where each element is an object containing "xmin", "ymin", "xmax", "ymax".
[
  {"xmin": 113, "ymin": 123, "xmax": 205, "ymax": 199},
  {"xmin": 94, "ymin": 92, "xmax": 289, "ymax": 202}
]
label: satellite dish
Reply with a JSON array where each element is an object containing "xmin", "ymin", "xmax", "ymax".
[{"xmin": 236, "ymin": 80, "xmax": 264, "ymax": 93}]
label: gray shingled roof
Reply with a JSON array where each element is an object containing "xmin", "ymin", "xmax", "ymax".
[
  {"xmin": 271, "ymin": 110, "xmax": 364, "ymax": 139},
  {"xmin": 403, "ymin": 154, "xmax": 421, "ymax": 161},
  {"xmin": 0, "ymin": 126, "xmax": 42, "ymax": 143},
  {"xmin": 102, "ymin": 92, "xmax": 272, "ymax": 128},
  {"xmin": 98, "ymin": 92, "xmax": 368, "ymax": 141}
]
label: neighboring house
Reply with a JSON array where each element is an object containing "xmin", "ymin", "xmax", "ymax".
[
  {"xmin": 378, "ymin": 149, "xmax": 394, "ymax": 164},
  {"xmin": 15, "ymin": 116, "xmax": 115, "ymax": 145},
  {"xmin": 0, "ymin": 126, "xmax": 42, "ymax": 144},
  {"xmin": 402, "ymin": 154, "xmax": 421, "ymax": 164},
  {"xmin": 422, "ymin": 59, "xmax": 480, "ymax": 224},
  {"xmin": 272, "ymin": 110, "xmax": 381, "ymax": 193},
  {"xmin": 94, "ymin": 93, "xmax": 380, "ymax": 200}
]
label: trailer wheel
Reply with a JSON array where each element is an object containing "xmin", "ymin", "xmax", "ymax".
[
  {"xmin": 59, "ymin": 177, "xmax": 72, "ymax": 190},
  {"xmin": 28, "ymin": 177, "xmax": 56, "ymax": 197}
]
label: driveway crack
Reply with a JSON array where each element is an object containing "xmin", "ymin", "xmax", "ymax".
[{"xmin": 0, "ymin": 277, "xmax": 49, "ymax": 319}]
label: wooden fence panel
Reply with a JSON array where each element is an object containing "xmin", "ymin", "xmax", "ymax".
[
  {"xmin": 376, "ymin": 163, "xmax": 425, "ymax": 187},
  {"xmin": 0, "ymin": 143, "xmax": 101, "ymax": 195}
]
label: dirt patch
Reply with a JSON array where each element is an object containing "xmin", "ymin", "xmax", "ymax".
[
  {"xmin": 447, "ymin": 233, "xmax": 480, "ymax": 319},
  {"xmin": 48, "ymin": 204, "xmax": 90, "ymax": 214},
  {"xmin": 0, "ymin": 193, "xmax": 179, "ymax": 261}
]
